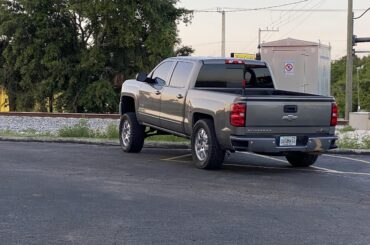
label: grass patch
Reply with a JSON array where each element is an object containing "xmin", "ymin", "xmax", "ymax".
[
  {"xmin": 57, "ymin": 120, "xmax": 119, "ymax": 139},
  {"xmin": 0, "ymin": 129, "xmax": 53, "ymax": 137},
  {"xmin": 339, "ymin": 125, "xmax": 355, "ymax": 133},
  {"xmin": 58, "ymin": 120, "xmax": 92, "ymax": 138},
  {"xmin": 363, "ymin": 136, "xmax": 370, "ymax": 149},
  {"xmin": 337, "ymin": 136, "xmax": 362, "ymax": 149},
  {"xmin": 104, "ymin": 123, "xmax": 120, "ymax": 139},
  {"xmin": 146, "ymin": 135, "xmax": 189, "ymax": 143}
]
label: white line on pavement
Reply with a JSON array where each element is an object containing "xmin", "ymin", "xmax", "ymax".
[
  {"xmin": 240, "ymin": 152, "xmax": 370, "ymax": 177},
  {"xmin": 162, "ymin": 154, "xmax": 192, "ymax": 162},
  {"xmin": 323, "ymin": 154, "xmax": 370, "ymax": 165},
  {"xmin": 162, "ymin": 151, "xmax": 370, "ymax": 177},
  {"xmin": 239, "ymin": 152, "xmax": 289, "ymax": 163}
]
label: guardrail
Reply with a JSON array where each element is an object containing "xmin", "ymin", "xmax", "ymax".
[{"xmin": 0, "ymin": 112, "xmax": 120, "ymax": 119}]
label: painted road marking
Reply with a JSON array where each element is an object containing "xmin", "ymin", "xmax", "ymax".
[
  {"xmin": 323, "ymin": 154, "xmax": 370, "ymax": 165},
  {"xmin": 162, "ymin": 154, "xmax": 192, "ymax": 162},
  {"xmin": 161, "ymin": 151, "xmax": 370, "ymax": 177},
  {"xmin": 240, "ymin": 152, "xmax": 370, "ymax": 177},
  {"xmin": 225, "ymin": 164, "xmax": 322, "ymax": 173},
  {"xmin": 240, "ymin": 152, "xmax": 288, "ymax": 163}
]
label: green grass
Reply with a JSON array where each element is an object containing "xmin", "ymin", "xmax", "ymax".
[
  {"xmin": 58, "ymin": 120, "xmax": 92, "ymax": 138},
  {"xmin": 0, "ymin": 129, "xmax": 53, "ymax": 137},
  {"xmin": 363, "ymin": 136, "xmax": 370, "ymax": 149},
  {"xmin": 146, "ymin": 135, "xmax": 189, "ymax": 143},
  {"xmin": 57, "ymin": 120, "xmax": 119, "ymax": 139},
  {"xmin": 337, "ymin": 136, "xmax": 362, "ymax": 149},
  {"xmin": 338, "ymin": 125, "xmax": 355, "ymax": 133}
]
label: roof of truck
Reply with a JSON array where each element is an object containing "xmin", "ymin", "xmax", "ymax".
[{"xmin": 166, "ymin": 56, "xmax": 266, "ymax": 66}]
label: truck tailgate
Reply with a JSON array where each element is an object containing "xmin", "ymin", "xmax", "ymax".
[{"xmin": 243, "ymin": 97, "xmax": 333, "ymax": 127}]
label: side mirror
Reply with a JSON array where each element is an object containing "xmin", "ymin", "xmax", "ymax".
[{"xmin": 136, "ymin": 72, "xmax": 148, "ymax": 82}]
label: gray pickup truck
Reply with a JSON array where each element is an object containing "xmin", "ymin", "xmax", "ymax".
[{"xmin": 119, "ymin": 57, "xmax": 338, "ymax": 169}]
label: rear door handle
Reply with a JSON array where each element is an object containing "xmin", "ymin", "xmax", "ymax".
[
  {"xmin": 176, "ymin": 94, "xmax": 184, "ymax": 99},
  {"xmin": 155, "ymin": 91, "xmax": 161, "ymax": 95}
]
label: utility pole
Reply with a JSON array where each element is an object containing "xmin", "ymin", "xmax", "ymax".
[
  {"xmin": 220, "ymin": 10, "xmax": 226, "ymax": 57},
  {"xmin": 257, "ymin": 28, "xmax": 279, "ymax": 60},
  {"xmin": 345, "ymin": 2, "xmax": 370, "ymax": 119},
  {"xmin": 345, "ymin": 0, "xmax": 353, "ymax": 121}
]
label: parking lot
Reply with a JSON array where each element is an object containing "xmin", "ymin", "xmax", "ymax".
[{"xmin": 1, "ymin": 141, "xmax": 370, "ymax": 245}]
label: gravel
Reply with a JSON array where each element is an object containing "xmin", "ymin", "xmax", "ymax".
[
  {"xmin": 1, "ymin": 115, "xmax": 369, "ymax": 146},
  {"xmin": 0, "ymin": 115, "xmax": 120, "ymax": 134}
]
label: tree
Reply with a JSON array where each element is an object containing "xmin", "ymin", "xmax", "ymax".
[
  {"xmin": 175, "ymin": 45, "xmax": 195, "ymax": 56},
  {"xmin": 0, "ymin": 0, "xmax": 77, "ymax": 112},
  {"xmin": 331, "ymin": 55, "xmax": 370, "ymax": 117},
  {"xmin": 0, "ymin": 0, "xmax": 193, "ymax": 113}
]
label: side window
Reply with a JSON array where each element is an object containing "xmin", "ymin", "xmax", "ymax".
[
  {"xmin": 152, "ymin": 61, "xmax": 174, "ymax": 86},
  {"xmin": 169, "ymin": 62, "xmax": 194, "ymax": 88}
]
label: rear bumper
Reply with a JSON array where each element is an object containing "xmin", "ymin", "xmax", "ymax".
[{"xmin": 230, "ymin": 135, "xmax": 338, "ymax": 153}]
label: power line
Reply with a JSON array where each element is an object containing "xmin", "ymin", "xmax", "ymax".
[
  {"xmin": 269, "ymin": 8, "xmax": 367, "ymax": 12},
  {"xmin": 263, "ymin": 0, "xmax": 312, "ymax": 41},
  {"xmin": 280, "ymin": 0, "xmax": 327, "ymax": 39},
  {"xmin": 354, "ymin": 7, "xmax": 370, "ymax": 20},
  {"xmin": 193, "ymin": 0, "xmax": 309, "ymax": 13}
]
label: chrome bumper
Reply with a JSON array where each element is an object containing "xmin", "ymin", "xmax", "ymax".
[{"xmin": 230, "ymin": 135, "xmax": 338, "ymax": 153}]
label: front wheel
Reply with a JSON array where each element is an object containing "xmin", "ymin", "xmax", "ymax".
[
  {"xmin": 191, "ymin": 119, "xmax": 225, "ymax": 170},
  {"xmin": 285, "ymin": 152, "xmax": 319, "ymax": 167},
  {"xmin": 119, "ymin": 113, "xmax": 145, "ymax": 153}
]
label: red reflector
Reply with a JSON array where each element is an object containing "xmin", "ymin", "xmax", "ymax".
[
  {"xmin": 331, "ymin": 103, "xmax": 338, "ymax": 126},
  {"xmin": 225, "ymin": 59, "xmax": 245, "ymax": 64},
  {"xmin": 231, "ymin": 103, "xmax": 246, "ymax": 127}
]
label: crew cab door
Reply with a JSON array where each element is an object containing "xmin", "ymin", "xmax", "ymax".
[
  {"xmin": 137, "ymin": 61, "xmax": 175, "ymax": 127},
  {"xmin": 160, "ymin": 61, "xmax": 194, "ymax": 133}
]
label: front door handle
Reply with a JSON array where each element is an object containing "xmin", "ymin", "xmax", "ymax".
[
  {"xmin": 155, "ymin": 91, "xmax": 161, "ymax": 95},
  {"xmin": 176, "ymin": 94, "xmax": 184, "ymax": 99}
]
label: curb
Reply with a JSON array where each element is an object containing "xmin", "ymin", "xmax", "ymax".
[
  {"xmin": 0, "ymin": 136, "xmax": 190, "ymax": 149},
  {"xmin": 1, "ymin": 136, "xmax": 370, "ymax": 155}
]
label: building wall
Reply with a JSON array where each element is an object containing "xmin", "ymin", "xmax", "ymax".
[{"xmin": 0, "ymin": 86, "xmax": 9, "ymax": 112}]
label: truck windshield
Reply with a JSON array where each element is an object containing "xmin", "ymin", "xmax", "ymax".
[{"xmin": 195, "ymin": 64, "xmax": 274, "ymax": 88}]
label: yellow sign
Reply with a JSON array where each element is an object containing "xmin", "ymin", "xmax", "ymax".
[
  {"xmin": 231, "ymin": 53, "xmax": 256, "ymax": 60},
  {"xmin": 0, "ymin": 86, "xmax": 9, "ymax": 112}
]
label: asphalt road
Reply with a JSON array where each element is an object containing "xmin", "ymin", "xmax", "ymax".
[{"xmin": 1, "ymin": 141, "xmax": 370, "ymax": 245}]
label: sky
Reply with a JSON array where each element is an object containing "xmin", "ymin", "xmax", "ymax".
[{"xmin": 177, "ymin": 0, "xmax": 370, "ymax": 60}]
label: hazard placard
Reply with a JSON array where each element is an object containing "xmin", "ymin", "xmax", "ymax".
[{"xmin": 284, "ymin": 61, "xmax": 295, "ymax": 76}]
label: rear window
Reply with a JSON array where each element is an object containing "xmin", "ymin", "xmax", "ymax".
[{"xmin": 196, "ymin": 64, "xmax": 274, "ymax": 88}]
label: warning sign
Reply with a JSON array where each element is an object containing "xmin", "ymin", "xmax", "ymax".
[{"xmin": 284, "ymin": 61, "xmax": 295, "ymax": 76}]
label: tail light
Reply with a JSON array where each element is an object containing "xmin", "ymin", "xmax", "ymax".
[
  {"xmin": 231, "ymin": 103, "xmax": 246, "ymax": 127},
  {"xmin": 331, "ymin": 103, "xmax": 338, "ymax": 126},
  {"xmin": 225, "ymin": 59, "xmax": 245, "ymax": 64}
]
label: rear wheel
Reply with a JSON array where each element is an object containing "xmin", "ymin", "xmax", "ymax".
[
  {"xmin": 191, "ymin": 119, "xmax": 225, "ymax": 170},
  {"xmin": 119, "ymin": 113, "xmax": 145, "ymax": 153},
  {"xmin": 285, "ymin": 152, "xmax": 319, "ymax": 167}
]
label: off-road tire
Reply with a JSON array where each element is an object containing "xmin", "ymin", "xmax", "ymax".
[
  {"xmin": 285, "ymin": 152, "xmax": 319, "ymax": 167},
  {"xmin": 119, "ymin": 113, "xmax": 145, "ymax": 153},
  {"xmin": 191, "ymin": 119, "xmax": 225, "ymax": 170}
]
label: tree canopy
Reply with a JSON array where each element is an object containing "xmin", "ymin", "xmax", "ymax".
[
  {"xmin": 0, "ymin": 0, "xmax": 193, "ymax": 112},
  {"xmin": 331, "ymin": 55, "xmax": 370, "ymax": 118}
]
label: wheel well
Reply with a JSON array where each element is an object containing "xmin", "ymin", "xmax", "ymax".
[
  {"xmin": 121, "ymin": 96, "xmax": 135, "ymax": 115},
  {"xmin": 192, "ymin": 113, "xmax": 214, "ymax": 127}
]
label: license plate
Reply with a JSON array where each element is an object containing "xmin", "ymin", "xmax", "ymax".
[{"xmin": 279, "ymin": 136, "xmax": 297, "ymax": 147}]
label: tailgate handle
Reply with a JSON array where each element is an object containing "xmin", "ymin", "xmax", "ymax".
[{"xmin": 284, "ymin": 105, "xmax": 297, "ymax": 113}]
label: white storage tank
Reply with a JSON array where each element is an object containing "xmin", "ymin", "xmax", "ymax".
[{"xmin": 261, "ymin": 38, "xmax": 331, "ymax": 96}]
